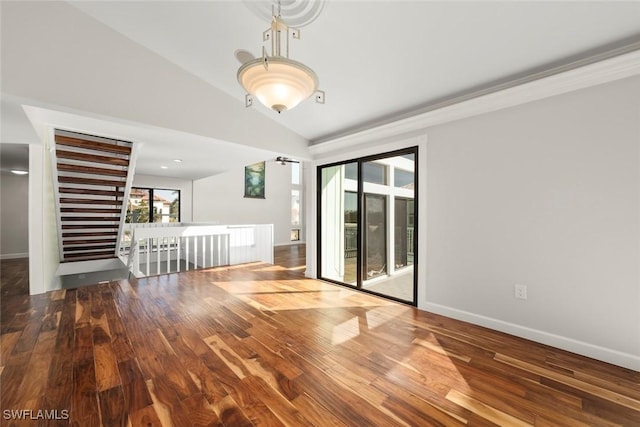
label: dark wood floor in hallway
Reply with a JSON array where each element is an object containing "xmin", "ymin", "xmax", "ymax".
[{"xmin": 1, "ymin": 246, "xmax": 639, "ymax": 426}]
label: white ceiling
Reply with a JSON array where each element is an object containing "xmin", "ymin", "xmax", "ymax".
[
  {"xmin": 2, "ymin": 0, "xmax": 640, "ymax": 180},
  {"xmin": 70, "ymin": 0, "xmax": 640, "ymax": 141}
]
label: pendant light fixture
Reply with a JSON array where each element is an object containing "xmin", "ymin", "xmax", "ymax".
[{"xmin": 237, "ymin": 1, "xmax": 324, "ymax": 113}]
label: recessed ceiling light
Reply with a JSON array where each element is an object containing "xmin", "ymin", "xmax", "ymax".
[
  {"xmin": 11, "ymin": 170, "xmax": 28, "ymax": 175},
  {"xmin": 160, "ymin": 166, "xmax": 168, "ymax": 169},
  {"xmin": 173, "ymin": 159, "xmax": 182, "ymax": 163}
]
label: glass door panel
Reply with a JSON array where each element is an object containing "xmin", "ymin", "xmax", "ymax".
[
  {"xmin": 394, "ymin": 198, "xmax": 414, "ymax": 268},
  {"xmin": 364, "ymin": 194, "xmax": 387, "ymax": 279},
  {"xmin": 319, "ymin": 162, "xmax": 358, "ymax": 286},
  {"xmin": 360, "ymin": 153, "xmax": 415, "ymax": 303},
  {"xmin": 344, "ymin": 191, "xmax": 358, "ymax": 283},
  {"xmin": 395, "ymin": 198, "xmax": 409, "ymax": 268}
]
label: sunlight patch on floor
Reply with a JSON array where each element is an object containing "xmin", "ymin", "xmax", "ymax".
[
  {"xmin": 332, "ymin": 316, "xmax": 360, "ymax": 345},
  {"xmin": 249, "ymin": 297, "xmax": 395, "ymax": 312},
  {"xmin": 211, "ymin": 276, "xmax": 401, "ymax": 311},
  {"xmin": 412, "ymin": 338, "xmax": 471, "ymax": 363},
  {"xmin": 365, "ymin": 305, "xmax": 412, "ymax": 330},
  {"xmin": 446, "ymin": 389, "xmax": 533, "ymax": 427},
  {"xmin": 251, "ymin": 265, "xmax": 287, "ymax": 272}
]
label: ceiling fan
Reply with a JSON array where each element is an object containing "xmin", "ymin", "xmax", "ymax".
[{"xmin": 275, "ymin": 156, "xmax": 299, "ymax": 165}]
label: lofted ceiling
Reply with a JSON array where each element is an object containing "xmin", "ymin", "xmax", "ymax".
[{"xmin": 2, "ymin": 1, "xmax": 640, "ymax": 180}]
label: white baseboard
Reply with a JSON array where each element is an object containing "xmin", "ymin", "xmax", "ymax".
[
  {"xmin": 274, "ymin": 241, "xmax": 306, "ymax": 247},
  {"xmin": 0, "ymin": 252, "xmax": 28, "ymax": 260},
  {"xmin": 423, "ymin": 302, "xmax": 640, "ymax": 372}
]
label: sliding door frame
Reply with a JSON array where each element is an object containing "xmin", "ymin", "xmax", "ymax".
[{"xmin": 317, "ymin": 146, "xmax": 419, "ymax": 306}]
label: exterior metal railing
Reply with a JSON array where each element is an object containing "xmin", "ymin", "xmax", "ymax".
[{"xmin": 343, "ymin": 224, "xmax": 414, "ymax": 260}]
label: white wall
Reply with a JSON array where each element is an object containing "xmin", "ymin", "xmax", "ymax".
[
  {"xmin": 424, "ymin": 75, "xmax": 639, "ymax": 368},
  {"xmin": 1, "ymin": 173, "xmax": 29, "ymax": 258},
  {"xmin": 132, "ymin": 174, "xmax": 193, "ymax": 222},
  {"xmin": 308, "ymin": 75, "xmax": 640, "ymax": 370},
  {"xmin": 193, "ymin": 161, "xmax": 294, "ymax": 246}
]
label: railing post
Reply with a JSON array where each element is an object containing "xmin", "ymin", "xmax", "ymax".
[
  {"xmin": 186, "ymin": 236, "xmax": 190, "ymax": 271},
  {"xmin": 210, "ymin": 235, "xmax": 214, "ymax": 267},
  {"xmin": 146, "ymin": 238, "xmax": 150, "ymax": 277},
  {"xmin": 133, "ymin": 239, "xmax": 139, "ymax": 277},
  {"xmin": 201, "ymin": 235, "xmax": 205, "ymax": 268},
  {"xmin": 177, "ymin": 236, "xmax": 181, "ymax": 272},
  {"xmin": 166, "ymin": 237, "xmax": 170, "ymax": 274}
]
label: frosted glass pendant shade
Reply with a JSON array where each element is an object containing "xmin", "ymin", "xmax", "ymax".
[{"xmin": 238, "ymin": 57, "xmax": 318, "ymax": 113}]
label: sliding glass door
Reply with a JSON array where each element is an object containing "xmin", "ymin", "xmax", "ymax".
[{"xmin": 318, "ymin": 148, "xmax": 417, "ymax": 305}]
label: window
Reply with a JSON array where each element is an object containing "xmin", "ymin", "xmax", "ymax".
[
  {"xmin": 345, "ymin": 162, "xmax": 358, "ymax": 180},
  {"xmin": 291, "ymin": 162, "xmax": 301, "ymax": 185},
  {"xmin": 291, "ymin": 189, "xmax": 301, "ymax": 226},
  {"xmin": 363, "ymin": 162, "xmax": 387, "ymax": 185},
  {"xmin": 394, "ymin": 168, "xmax": 414, "ymax": 188},
  {"xmin": 291, "ymin": 162, "xmax": 304, "ymax": 241},
  {"xmin": 126, "ymin": 187, "xmax": 180, "ymax": 223}
]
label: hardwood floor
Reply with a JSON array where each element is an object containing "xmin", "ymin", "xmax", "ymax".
[
  {"xmin": 1, "ymin": 258, "xmax": 29, "ymax": 299},
  {"xmin": 1, "ymin": 249, "xmax": 639, "ymax": 426},
  {"xmin": 273, "ymin": 244, "xmax": 306, "ymax": 273}
]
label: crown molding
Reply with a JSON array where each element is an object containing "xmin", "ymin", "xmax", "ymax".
[{"xmin": 310, "ymin": 47, "xmax": 640, "ymax": 157}]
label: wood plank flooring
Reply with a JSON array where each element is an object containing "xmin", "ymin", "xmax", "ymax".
[{"xmin": 1, "ymin": 248, "xmax": 639, "ymax": 426}]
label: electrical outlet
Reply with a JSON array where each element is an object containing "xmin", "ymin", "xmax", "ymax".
[{"xmin": 514, "ymin": 284, "xmax": 527, "ymax": 300}]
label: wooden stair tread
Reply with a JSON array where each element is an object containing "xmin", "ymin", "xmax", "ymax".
[
  {"xmin": 61, "ymin": 216, "xmax": 120, "ymax": 222},
  {"xmin": 55, "ymin": 134, "xmax": 132, "ymax": 155},
  {"xmin": 57, "ymin": 163, "xmax": 128, "ymax": 177},
  {"xmin": 63, "ymin": 238, "xmax": 118, "ymax": 245},
  {"xmin": 62, "ymin": 231, "xmax": 118, "ymax": 237},
  {"xmin": 56, "ymin": 150, "xmax": 129, "ymax": 167},
  {"xmin": 58, "ymin": 187, "xmax": 125, "ymax": 197},
  {"xmin": 62, "ymin": 224, "xmax": 119, "ymax": 230},
  {"xmin": 60, "ymin": 198, "xmax": 123, "ymax": 206},
  {"xmin": 63, "ymin": 249, "xmax": 116, "ymax": 257},
  {"xmin": 61, "ymin": 208, "xmax": 122, "ymax": 214},
  {"xmin": 58, "ymin": 176, "xmax": 126, "ymax": 187},
  {"xmin": 62, "ymin": 224, "xmax": 119, "ymax": 231},
  {"xmin": 60, "ymin": 254, "xmax": 117, "ymax": 262},
  {"xmin": 63, "ymin": 244, "xmax": 117, "ymax": 252}
]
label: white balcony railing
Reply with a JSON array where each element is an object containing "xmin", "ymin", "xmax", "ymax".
[{"xmin": 121, "ymin": 223, "xmax": 273, "ymax": 278}]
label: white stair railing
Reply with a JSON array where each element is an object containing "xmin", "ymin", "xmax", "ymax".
[{"xmin": 123, "ymin": 223, "xmax": 273, "ymax": 278}]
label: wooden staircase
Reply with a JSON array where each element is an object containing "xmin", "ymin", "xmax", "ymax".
[{"xmin": 54, "ymin": 132, "xmax": 135, "ymax": 263}]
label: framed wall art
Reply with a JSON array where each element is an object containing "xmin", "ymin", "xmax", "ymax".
[{"xmin": 244, "ymin": 161, "xmax": 266, "ymax": 198}]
